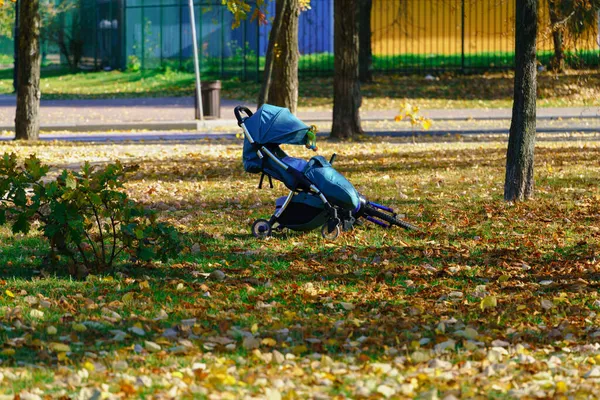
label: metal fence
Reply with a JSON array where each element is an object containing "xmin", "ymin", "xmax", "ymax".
[
  {"xmin": 0, "ymin": 0, "xmax": 598, "ymax": 78},
  {"xmin": 122, "ymin": 0, "xmax": 260, "ymax": 80}
]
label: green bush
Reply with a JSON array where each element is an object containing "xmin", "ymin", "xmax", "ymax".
[
  {"xmin": 0, "ymin": 154, "xmax": 182, "ymax": 276},
  {"xmin": 127, "ymin": 55, "xmax": 141, "ymax": 72}
]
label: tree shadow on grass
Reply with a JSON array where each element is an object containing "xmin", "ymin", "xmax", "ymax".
[
  {"xmin": 121, "ymin": 144, "xmax": 600, "ymax": 186},
  {"xmin": 0, "ymin": 224, "xmax": 599, "ymax": 367}
]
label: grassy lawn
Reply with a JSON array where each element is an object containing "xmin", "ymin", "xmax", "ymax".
[
  {"xmin": 0, "ymin": 67, "xmax": 599, "ymax": 110},
  {"xmin": 0, "ymin": 135, "xmax": 599, "ymax": 398}
]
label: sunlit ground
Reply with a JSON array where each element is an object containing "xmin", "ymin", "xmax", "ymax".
[{"xmin": 0, "ymin": 134, "xmax": 599, "ymax": 398}]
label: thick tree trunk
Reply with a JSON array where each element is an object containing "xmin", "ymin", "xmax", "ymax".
[
  {"xmin": 358, "ymin": 0, "xmax": 373, "ymax": 83},
  {"xmin": 504, "ymin": 0, "xmax": 538, "ymax": 202},
  {"xmin": 15, "ymin": 0, "xmax": 41, "ymax": 141},
  {"xmin": 331, "ymin": 0, "xmax": 363, "ymax": 139},
  {"xmin": 13, "ymin": 0, "xmax": 19, "ymax": 93},
  {"xmin": 258, "ymin": 0, "xmax": 291, "ymax": 109},
  {"xmin": 548, "ymin": 0, "xmax": 565, "ymax": 72},
  {"xmin": 269, "ymin": 0, "xmax": 299, "ymax": 113}
]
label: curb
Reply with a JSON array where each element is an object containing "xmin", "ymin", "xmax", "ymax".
[
  {"xmin": 1, "ymin": 117, "xmax": 599, "ymax": 134},
  {"xmin": 0, "ymin": 126, "xmax": 597, "ymax": 143}
]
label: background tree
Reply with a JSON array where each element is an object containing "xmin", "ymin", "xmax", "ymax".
[
  {"xmin": 41, "ymin": 0, "xmax": 83, "ymax": 70},
  {"xmin": 259, "ymin": 0, "xmax": 301, "ymax": 113},
  {"xmin": 226, "ymin": 0, "xmax": 305, "ymax": 113},
  {"xmin": 505, "ymin": 0, "xmax": 538, "ymax": 201},
  {"xmin": 358, "ymin": 0, "xmax": 373, "ymax": 83},
  {"xmin": 331, "ymin": 0, "xmax": 363, "ymax": 139},
  {"xmin": 15, "ymin": 0, "xmax": 41, "ymax": 141},
  {"xmin": 546, "ymin": 0, "xmax": 600, "ymax": 72},
  {"xmin": 0, "ymin": 0, "xmax": 15, "ymax": 37}
]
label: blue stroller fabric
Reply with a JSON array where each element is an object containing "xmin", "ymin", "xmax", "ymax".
[
  {"xmin": 243, "ymin": 105, "xmax": 311, "ymax": 174},
  {"xmin": 303, "ymin": 156, "xmax": 360, "ymax": 211},
  {"xmin": 242, "ymin": 104, "xmax": 361, "ymax": 213}
]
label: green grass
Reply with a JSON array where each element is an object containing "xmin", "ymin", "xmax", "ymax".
[
  {"xmin": 1, "ymin": 66, "xmax": 599, "ymax": 110},
  {"xmin": 0, "ymin": 54, "xmax": 12, "ymax": 66},
  {"xmin": 0, "ymin": 136, "xmax": 598, "ymax": 397},
  {"xmin": 297, "ymin": 49, "xmax": 600, "ymax": 72}
]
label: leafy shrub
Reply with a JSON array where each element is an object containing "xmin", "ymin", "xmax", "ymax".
[
  {"xmin": 0, "ymin": 153, "xmax": 182, "ymax": 276},
  {"xmin": 127, "ymin": 55, "xmax": 141, "ymax": 72}
]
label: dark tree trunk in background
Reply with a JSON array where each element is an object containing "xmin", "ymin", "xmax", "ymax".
[
  {"xmin": 13, "ymin": 0, "xmax": 20, "ymax": 93},
  {"xmin": 270, "ymin": 0, "xmax": 299, "ymax": 113},
  {"xmin": 15, "ymin": 0, "xmax": 41, "ymax": 141},
  {"xmin": 548, "ymin": 0, "xmax": 565, "ymax": 72},
  {"xmin": 258, "ymin": 0, "xmax": 299, "ymax": 112},
  {"xmin": 505, "ymin": 0, "xmax": 538, "ymax": 201},
  {"xmin": 358, "ymin": 0, "xmax": 373, "ymax": 83},
  {"xmin": 331, "ymin": 0, "xmax": 363, "ymax": 139}
]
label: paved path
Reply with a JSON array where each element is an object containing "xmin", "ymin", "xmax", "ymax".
[
  {"xmin": 1, "ymin": 95, "xmax": 599, "ymax": 132},
  {"xmin": 0, "ymin": 124, "xmax": 598, "ymax": 143}
]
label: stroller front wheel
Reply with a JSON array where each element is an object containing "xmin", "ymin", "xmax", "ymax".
[
  {"xmin": 252, "ymin": 219, "xmax": 272, "ymax": 238},
  {"xmin": 321, "ymin": 223, "xmax": 341, "ymax": 240}
]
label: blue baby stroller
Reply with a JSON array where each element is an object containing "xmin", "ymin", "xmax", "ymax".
[{"xmin": 235, "ymin": 105, "xmax": 418, "ymax": 239}]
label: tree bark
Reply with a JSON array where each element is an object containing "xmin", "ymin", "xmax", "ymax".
[
  {"xmin": 258, "ymin": 0, "xmax": 291, "ymax": 109},
  {"xmin": 504, "ymin": 0, "xmax": 538, "ymax": 202},
  {"xmin": 547, "ymin": 0, "xmax": 565, "ymax": 72},
  {"xmin": 15, "ymin": 0, "xmax": 41, "ymax": 141},
  {"xmin": 331, "ymin": 0, "xmax": 363, "ymax": 139},
  {"xmin": 13, "ymin": 0, "xmax": 19, "ymax": 93},
  {"xmin": 269, "ymin": 0, "xmax": 299, "ymax": 113},
  {"xmin": 358, "ymin": 0, "xmax": 373, "ymax": 83}
]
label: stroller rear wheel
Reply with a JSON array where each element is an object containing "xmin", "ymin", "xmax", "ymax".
[{"xmin": 252, "ymin": 219, "xmax": 272, "ymax": 238}]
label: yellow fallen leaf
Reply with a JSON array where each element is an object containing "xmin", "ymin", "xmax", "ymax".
[
  {"xmin": 47, "ymin": 326, "xmax": 58, "ymax": 335},
  {"xmin": 139, "ymin": 280, "xmax": 150, "ymax": 291},
  {"xmin": 72, "ymin": 323, "xmax": 87, "ymax": 332},
  {"xmin": 83, "ymin": 361, "xmax": 95, "ymax": 372},
  {"xmin": 5, "ymin": 290, "xmax": 15, "ymax": 298},
  {"xmin": 122, "ymin": 292, "xmax": 134, "ymax": 304},
  {"xmin": 49, "ymin": 342, "xmax": 71, "ymax": 353},
  {"xmin": 261, "ymin": 338, "xmax": 277, "ymax": 346},
  {"xmin": 251, "ymin": 323, "xmax": 258, "ymax": 334},
  {"xmin": 480, "ymin": 296, "xmax": 497, "ymax": 311},
  {"xmin": 555, "ymin": 381, "xmax": 567, "ymax": 393},
  {"xmin": 1, "ymin": 348, "xmax": 15, "ymax": 356}
]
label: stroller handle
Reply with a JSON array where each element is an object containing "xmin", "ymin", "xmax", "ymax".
[{"xmin": 234, "ymin": 106, "xmax": 254, "ymax": 127}]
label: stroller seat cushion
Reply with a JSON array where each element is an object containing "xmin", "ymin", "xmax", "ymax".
[{"xmin": 281, "ymin": 156, "xmax": 308, "ymax": 172}]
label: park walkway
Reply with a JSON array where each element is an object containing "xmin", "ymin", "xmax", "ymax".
[{"xmin": 0, "ymin": 95, "xmax": 599, "ymax": 133}]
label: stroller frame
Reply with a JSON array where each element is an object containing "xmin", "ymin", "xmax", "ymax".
[
  {"xmin": 236, "ymin": 105, "xmax": 419, "ymax": 239},
  {"xmin": 236, "ymin": 106, "xmax": 345, "ymax": 238}
]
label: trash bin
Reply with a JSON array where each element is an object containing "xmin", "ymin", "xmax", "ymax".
[{"xmin": 195, "ymin": 80, "xmax": 221, "ymax": 119}]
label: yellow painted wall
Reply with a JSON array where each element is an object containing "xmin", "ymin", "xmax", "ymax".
[{"xmin": 371, "ymin": 0, "xmax": 598, "ymax": 56}]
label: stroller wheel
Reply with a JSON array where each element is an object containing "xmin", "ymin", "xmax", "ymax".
[
  {"xmin": 252, "ymin": 219, "xmax": 272, "ymax": 238},
  {"xmin": 321, "ymin": 223, "xmax": 341, "ymax": 240}
]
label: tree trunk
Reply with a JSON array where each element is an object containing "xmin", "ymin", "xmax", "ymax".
[
  {"xmin": 548, "ymin": 0, "xmax": 565, "ymax": 72},
  {"xmin": 504, "ymin": 0, "xmax": 538, "ymax": 202},
  {"xmin": 15, "ymin": 0, "xmax": 41, "ymax": 141},
  {"xmin": 257, "ymin": 0, "xmax": 291, "ymax": 109},
  {"xmin": 358, "ymin": 0, "xmax": 373, "ymax": 83},
  {"xmin": 13, "ymin": 0, "xmax": 19, "ymax": 93},
  {"xmin": 331, "ymin": 0, "xmax": 363, "ymax": 139},
  {"xmin": 269, "ymin": 0, "xmax": 299, "ymax": 113}
]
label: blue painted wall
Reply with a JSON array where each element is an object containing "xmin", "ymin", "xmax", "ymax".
[{"xmin": 254, "ymin": 0, "xmax": 333, "ymax": 56}]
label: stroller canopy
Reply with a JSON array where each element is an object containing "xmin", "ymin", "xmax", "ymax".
[
  {"xmin": 243, "ymin": 104, "xmax": 311, "ymax": 175},
  {"xmin": 244, "ymin": 104, "xmax": 310, "ymax": 145}
]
